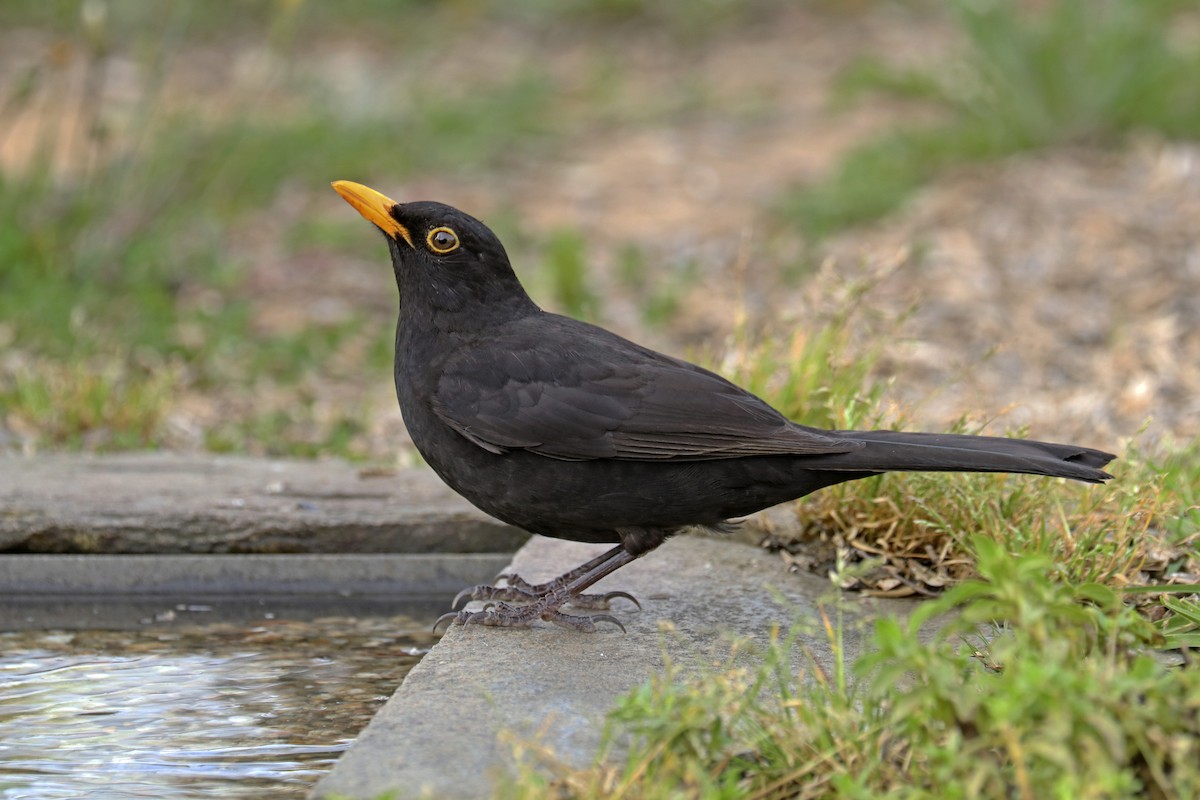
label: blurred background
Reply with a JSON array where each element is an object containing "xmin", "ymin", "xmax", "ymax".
[{"xmin": 1, "ymin": 0, "xmax": 1198, "ymax": 463}]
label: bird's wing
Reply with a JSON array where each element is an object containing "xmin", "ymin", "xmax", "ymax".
[{"xmin": 431, "ymin": 317, "xmax": 863, "ymax": 462}]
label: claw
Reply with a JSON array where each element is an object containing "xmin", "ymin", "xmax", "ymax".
[
  {"xmin": 607, "ymin": 590, "xmax": 641, "ymax": 610},
  {"xmin": 587, "ymin": 614, "xmax": 627, "ymax": 633},
  {"xmin": 566, "ymin": 589, "xmax": 642, "ymax": 611},
  {"xmin": 541, "ymin": 609, "xmax": 626, "ymax": 633},
  {"xmin": 433, "ymin": 610, "xmax": 464, "ymax": 632},
  {"xmin": 451, "ymin": 586, "xmax": 476, "ymax": 609}
]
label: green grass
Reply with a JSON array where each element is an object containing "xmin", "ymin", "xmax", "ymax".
[
  {"xmin": 1156, "ymin": 595, "xmax": 1200, "ymax": 650},
  {"xmin": 503, "ymin": 538, "xmax": 1199, "ymax": 799},
  {"xmin": 789, "ymin": 444, "xmax": 1172, "ymax": 588},
  {"xmin": 0, "ymin": 359, "xmax": 180, "ymax": 450},
  {"xmin": 0, "ymin": 1, "xmax": 560, "ymax": 455},
  {"xmin": 204, "ymin": 407, "xmax": 368, "ymax": 460},
  {"xmin": 778, "ymin": 0, "xmax": 1200, "ymax": 241}
]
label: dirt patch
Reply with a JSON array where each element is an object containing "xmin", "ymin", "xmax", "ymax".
[{"xmin": 820, "ymin": 140, "xmax": 1200, "ymax": 446}]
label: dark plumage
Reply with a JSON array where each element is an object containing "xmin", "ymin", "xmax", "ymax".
[{"xmin": 332, "ymin": 181, "xmax": 1115, "ymax": 633}]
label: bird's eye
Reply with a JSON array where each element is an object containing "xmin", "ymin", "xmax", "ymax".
[{"xmin": 426, "ymin": 227, "xmax": 460, "ymax": 254}]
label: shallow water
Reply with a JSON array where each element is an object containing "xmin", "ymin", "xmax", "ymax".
[{"xmin": 0, "ymin": 610, "xmax": 440, "ymax": 799}]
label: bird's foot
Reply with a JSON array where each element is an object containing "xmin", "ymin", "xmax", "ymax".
[
  {"xmin": 453, "ymin": 576, "xmax": 639, "ymax": 611},
  {"xmin": 434, "ymin": 599, "xmax": 625, "ymax": 634},
  {"xmin": 497, "ymin": 570, "xmax": 641, "ymax": 609},
  {"xmin": 436, "ymin": 544, "xmax": 642, "ymax": 634}
]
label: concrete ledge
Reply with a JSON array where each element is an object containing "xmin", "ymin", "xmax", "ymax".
[
  {"xmin": 0, "ymin": 453, "xmax": 528, "ymax": 554},
  {"xmin": 0, "ymin": 553, "xmax": 513, "ymax": 595},
  {"xmin": 313, "ymin": 534, "xmax": 921, "ymax": 800},
  {"xmin": 0, "ymin": 552, "xmax": 514, "ymax": 631}
]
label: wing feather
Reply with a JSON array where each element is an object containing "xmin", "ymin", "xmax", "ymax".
[{"xmin": 431, "ymin": 315, "xmax": 863, "ymax": 462}]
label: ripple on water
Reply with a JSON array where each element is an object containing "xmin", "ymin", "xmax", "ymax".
[{"xmin": 0, "ymin": 615, "xmax": 437, "ymax": 799}]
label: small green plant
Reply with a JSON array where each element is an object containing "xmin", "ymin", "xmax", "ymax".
[
  {"xmin": 504, "ymin": 538, "xmax": 1200, "ymax": 799},
  {"xmin": 856, "ymin": 537, "xmax": 1192, "ymax": 800},
  {"xmin": 1156, "ymin": 594, "xmax": 1200, "ymax": 650}
]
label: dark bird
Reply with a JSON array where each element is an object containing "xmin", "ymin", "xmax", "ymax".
[{"xmin": 332, "ymin": 180, "xmax": 1116, "ymax": 633}]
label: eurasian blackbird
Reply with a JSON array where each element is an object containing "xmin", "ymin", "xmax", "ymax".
[{"xmin": 332, "ymin": 180, "xmax": 1115, "ymax": 633}]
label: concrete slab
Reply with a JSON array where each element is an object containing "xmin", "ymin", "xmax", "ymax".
[
  {"xmin": 0, "ymin": 453, "xmax": 528, "ymax": 554},
  {"xmin": 313, "ymin": 533, "xmax": 921, "ymax": 800}
]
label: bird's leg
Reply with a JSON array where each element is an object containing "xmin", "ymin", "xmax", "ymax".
[
  {"xmin": 436, "ymin": 546, "xmax": 641, "ymax": 633},
  {"xmin": 451, "ymin": 544, "xmax": 640, "ymax": 610}
]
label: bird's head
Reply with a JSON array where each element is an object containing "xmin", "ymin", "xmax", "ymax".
[{"xmin": 332, "ymin": 180, "xmax": 535, "ymax": 319}]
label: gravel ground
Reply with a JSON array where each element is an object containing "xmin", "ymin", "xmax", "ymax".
[{"xmin": 821, "ymin": 140, "xmax": 1200, "ymax": 448}]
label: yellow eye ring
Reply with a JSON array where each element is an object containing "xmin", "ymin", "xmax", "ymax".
[{"xmin": 426, "ymin": 227, "xmax": 460, "ymax": 254}]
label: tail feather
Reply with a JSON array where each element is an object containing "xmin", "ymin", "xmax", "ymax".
[{"xmin": 803, "ymin": 430, "xmax": 1116, "ymax": 484}]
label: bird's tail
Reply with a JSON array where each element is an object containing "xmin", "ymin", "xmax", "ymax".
[{"xmin": 805, "ymin": 430, "xmax": 1116, "ymax": 483}]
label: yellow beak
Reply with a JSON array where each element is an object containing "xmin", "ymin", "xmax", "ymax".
[{"xmin": 331, "ymin": 180, "xmax": 414, "ymax": 248}]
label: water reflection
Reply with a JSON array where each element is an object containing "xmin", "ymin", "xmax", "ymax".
[{"xmin": 0, "ymin": 616, "xmax": 436, "ymax": 799}]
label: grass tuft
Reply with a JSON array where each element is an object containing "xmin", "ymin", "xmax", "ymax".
[
  {"xmin": 0, "ymin": 359, "xmax": 179, "ymax": 450},
  {"xmin": 716, "ymin": 274, "xmax": 897, "ymax": 433},
  {"xmin": 503, "ymin": 539, "xmax": 1200, "ymax": 799}
]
